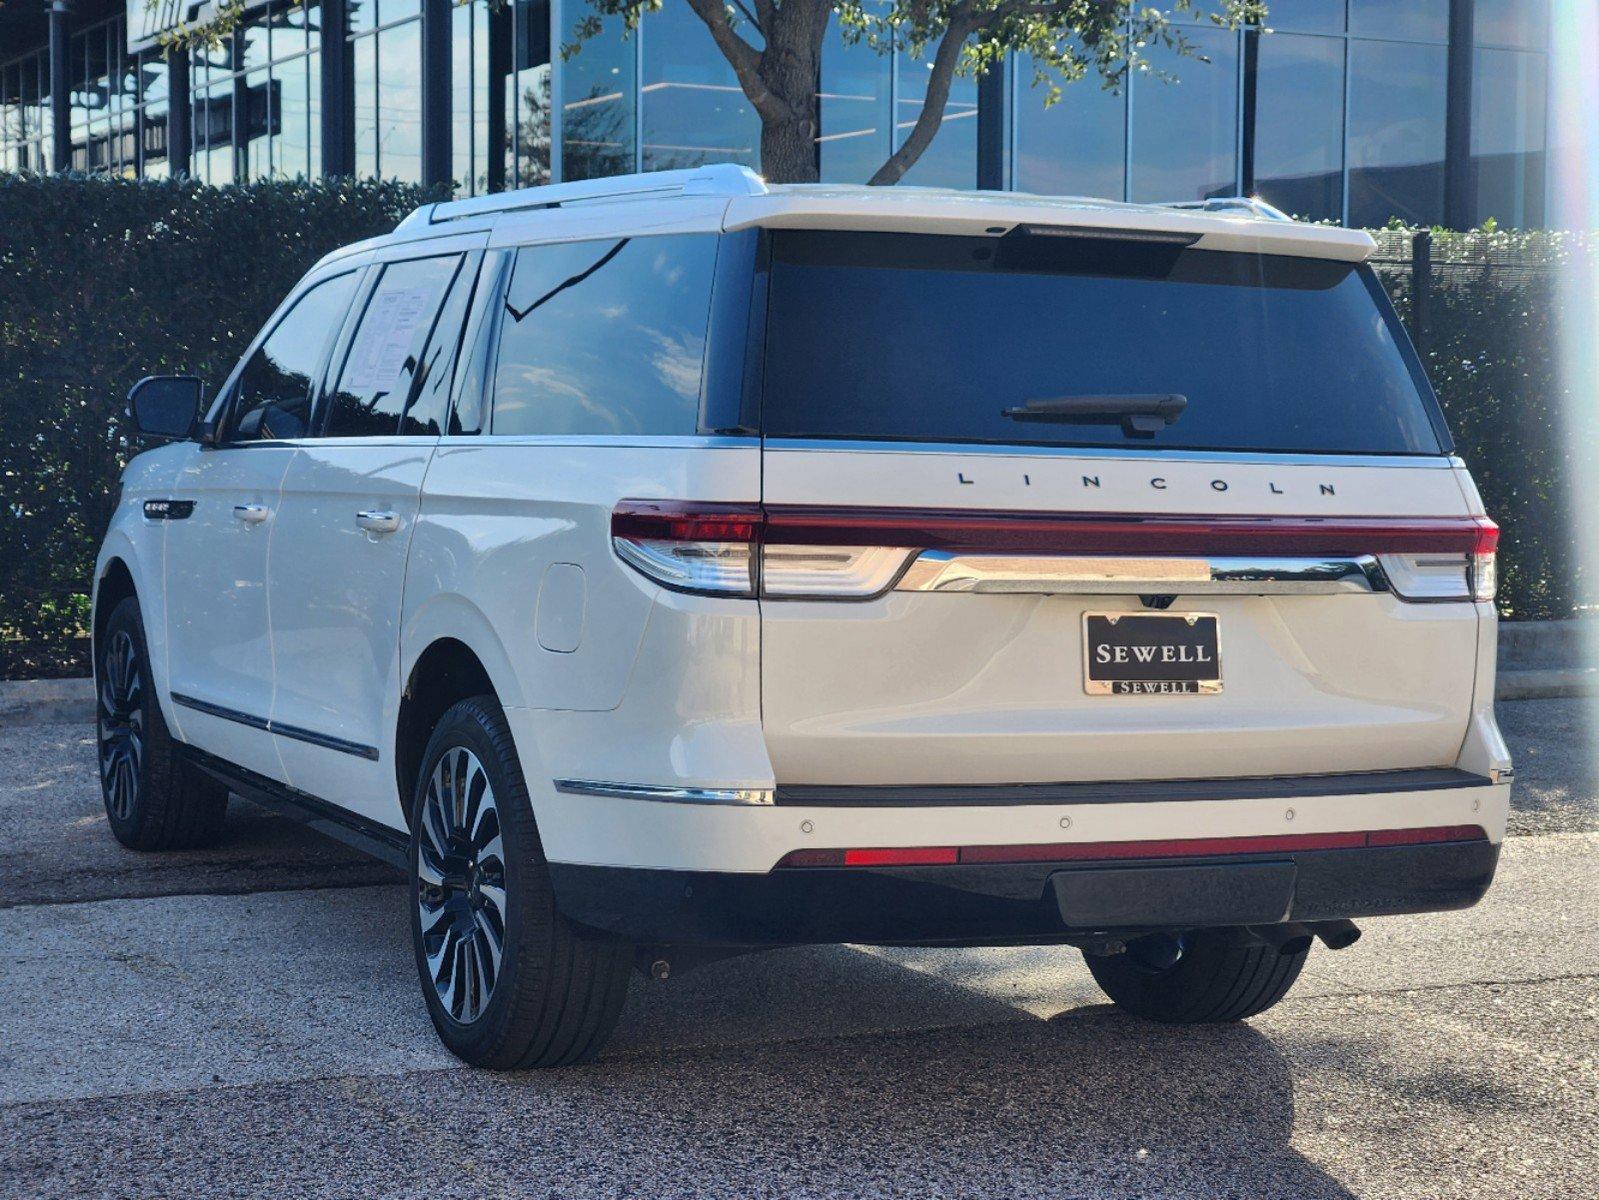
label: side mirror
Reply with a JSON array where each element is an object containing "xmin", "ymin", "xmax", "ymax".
[{"xmin": 127, "ymin": 375, "xmax": 204, "ymax": 442}]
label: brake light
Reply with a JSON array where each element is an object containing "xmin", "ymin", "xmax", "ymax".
[
  {"xmin": 612, "ymin": 501, "xmax": 916, "ymax": 598},
  {"xmin": 610, "ymin": 502, "xmax": 763, "ymax": 597},
  {"xmin": 1470, "ymin": 520, "xmax": 1499, "ymax": 602},
  {"xmin": 611, "ymin": 501, "xmax": 1501, "ymax": 600}
]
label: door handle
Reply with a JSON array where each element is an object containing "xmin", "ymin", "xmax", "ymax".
[
  {"xmin": 356, "ymin": 509, "xmax": 401, "ymax": 536},
  {"xmin": 232, "ymin": 504, "xmax": 270, "ymax": 524}
]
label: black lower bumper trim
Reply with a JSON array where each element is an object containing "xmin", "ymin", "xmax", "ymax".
[{"xmin": 548, "ymin": 840, "xmax": 1500, "ymax": 947}]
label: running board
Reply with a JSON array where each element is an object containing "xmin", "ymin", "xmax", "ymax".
[{"xmin": 178, "ymin": 745, "xmax": 409, "ymax": 870}]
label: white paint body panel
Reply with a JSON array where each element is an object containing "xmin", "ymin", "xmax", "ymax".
[
  {"xmin": 267, "ymin": 439, "xmax": 432, "ymax": 823},
  {"xmin": 161, "ymin": 444, "xmax": 296, "ymax": 781}
]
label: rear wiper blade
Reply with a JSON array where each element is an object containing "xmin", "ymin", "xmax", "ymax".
[{"xmin": 1001, "ymin": 393, "xmax": 1187, "ymax": 439}]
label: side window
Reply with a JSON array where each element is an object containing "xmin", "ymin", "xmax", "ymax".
[
  {"xmin": 322, "ymin": 254, "xmax": 462, "ymax": 438},
  {"xmin": 490, "ymin": 233, "xmax": 718, "ymax": 437},
  {"xmin": 227, "ymin": 272, "xmax": 360, "ymax": 442},
  {"xmin": 400, "ymin": 256, "xmax": 480, "ymax": 437}
]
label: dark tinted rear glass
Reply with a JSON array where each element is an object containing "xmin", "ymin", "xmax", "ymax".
[{"xmin": 761, "ymin": 230, "xmax": 1448, "ymax": 456}]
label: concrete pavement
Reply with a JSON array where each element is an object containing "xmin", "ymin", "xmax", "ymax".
[{"xmin": 1, "ymin": 702, "xmax": 1596, "ymax": 1198}]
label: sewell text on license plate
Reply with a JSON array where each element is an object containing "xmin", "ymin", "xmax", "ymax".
[{"xmin": 1083, "ymin": 612, "xmax": 1222, "ymax": 695}]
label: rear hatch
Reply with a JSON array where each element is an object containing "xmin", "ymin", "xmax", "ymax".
[{"xmin": 752, "ymin": 227, "xmax": 1493, "ymax": 786}]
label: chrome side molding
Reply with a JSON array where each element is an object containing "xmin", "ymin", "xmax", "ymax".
[
  {"xmin": 553, "ymin": 779, "xmax": 776, "ymax": 806},
  {"xmin": 894, "ymin": 552, "xmax": 1392, "ymax": 596}
]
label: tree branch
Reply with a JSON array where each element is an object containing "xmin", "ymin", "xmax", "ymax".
[
  {"xmin": 683, "ymin": 0, "xmax": 796, "ymax": 124},
  {"xmin": 867, "ymin": 7, "xmax": 979, "ymax": 185}
]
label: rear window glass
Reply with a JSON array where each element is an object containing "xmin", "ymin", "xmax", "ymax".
[
  {"xmin": 490, "ymin": 233, "xmax": 717, "ymax": 437},
  {"xmin": 760, "ymin": 230, "xmax": 1448, "ymax": 456}
]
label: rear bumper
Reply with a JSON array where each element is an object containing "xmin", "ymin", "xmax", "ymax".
[{"xmin": 549, "ymin": 838, "xmax": 1501, "ymax": 947}]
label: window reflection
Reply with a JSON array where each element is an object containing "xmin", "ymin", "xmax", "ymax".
[
  {"xmin": 1472, "ymin": 47, "xmax": 1546, "ymax": 228},
  {"xmin": 1255, "ymin": 33, "xmax": 1344, "ymax": 222},
  {"xmin": 491, "ymin": 234, "xmax": 718, "ymax": 437},
  {"xmin": 1130, "ymin": 26, "xmax": 1239, "ymax": 203},
  {"xmin": 1474, "ymin": 0, "xmax": 1549, "ymax": 50},
  {"xmin": 818, "ymin": 25, "xmax": 890, "ymax": 184},
  {"xmin": 1013, "ymin": 54, "xmax": 1125, "ymax": 200},
  {"xmin": 894, "ymin": 48, "xmax": 976, "ymax": 187},
  {"xmin": 561, "ymin": 8, "xmax": 635, "ymax": 181},
  {"xmin": 1347, "ymin": 39, "xmax": 1446, "ymax": 227},
  {"xmin": 641, "ymin": 3, "xmax": 758, "ymax": 171},
  {"xmin": 1348, "ymin": 0, "xmax": 1447, "ymax": 42},
  {"xmin": 1262, "ymin": 1, "xmax": 1345, "ymax": 33}
]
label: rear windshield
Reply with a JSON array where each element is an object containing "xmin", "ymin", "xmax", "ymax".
[{"xmin": 760, "ymin": 230, "xmax": 1449, "ymax": 456}]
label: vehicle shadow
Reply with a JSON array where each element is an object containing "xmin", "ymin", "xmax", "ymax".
[{"xmin": 592, "ymin": 945, "xmax": 1356, "ymax": 1199}]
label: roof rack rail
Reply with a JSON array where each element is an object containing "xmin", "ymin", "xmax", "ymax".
[
  {"xmin": 1162, "ymin": 196, "xmax": 1294, "ymax": 222},
  {"xmin": 396, "ymin": 164, "xmax": 768, "ymax": 231}
]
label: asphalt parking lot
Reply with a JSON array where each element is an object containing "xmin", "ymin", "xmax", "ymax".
[{"xmin": 2, "ymin": 701, "xmax": 1596, "ymax": 1199}]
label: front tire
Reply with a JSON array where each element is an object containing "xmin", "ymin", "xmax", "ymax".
[
  {"xmin": 96, "ymin": 596, "xmax": 228, "ymax": 850},
  {"xmin": 408, "ymin": 696, "xmax": 632, "ymax": 1069},
  {"xmin": 1084, "ymin": 928, "xmax": 1309, "ymax": 1024}
]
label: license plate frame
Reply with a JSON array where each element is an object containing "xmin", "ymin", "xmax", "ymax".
[{"xmin": 1083, "ymin": 611, "xmax": 1223, "ymax": 696}]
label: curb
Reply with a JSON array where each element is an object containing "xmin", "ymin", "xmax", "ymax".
[
  {"xmin": 2, "ymin": 663, "xmax": 1595, "ymax": 728},
  {"xmin": 0, "ymin": 678, "xmax": 96, "ymax": 727}
]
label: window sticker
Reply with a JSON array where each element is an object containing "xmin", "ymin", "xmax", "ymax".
[{"xmin": 341, "ymin": 286, "xmax": 437, "ymax": 394}]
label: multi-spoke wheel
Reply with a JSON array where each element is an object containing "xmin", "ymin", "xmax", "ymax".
[
  {"xmin": 416, "ymin": 746, "xmax": 507, "ymax": 1026},
  {"xmin": 407, "ymin": 695, "xmax": 632, "ymax": 1068},
  {"xmin": 95, "ymin": 595, "xmax": 228, "ymax": 850},
  {"xmin": 98, "ymin": 628, "xmax": 145, "ymax": 823}
]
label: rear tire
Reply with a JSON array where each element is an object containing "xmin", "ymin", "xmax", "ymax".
[
  {"xmin": 96, "ymin": 596, "xmax": 228, "ymax": 850},
  {"xmin": 408, "ymin": 695, "xmax": 632, "ymax": 1069},
  {"xmin": 1084, "ymin": 928, "xmax": 1308, "ymax": 1024}
]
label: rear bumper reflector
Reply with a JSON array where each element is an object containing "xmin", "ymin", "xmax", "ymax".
[{"xmin": 776, "ymin": 825, "xmax": 1489, "ymax": 869}]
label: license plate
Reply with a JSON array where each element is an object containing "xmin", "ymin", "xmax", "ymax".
[{"xmin": 1083, "ymin": 612, "xmax": 1222, "ymax": 695}]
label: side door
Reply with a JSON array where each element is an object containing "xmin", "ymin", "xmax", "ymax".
[
  {"xmin": 268, "ymin": 244, "xmax": 485, "ymax": 827},
  {"xmin": 164, "ymin": 269, "xmax": 362, "ymax": 782}
]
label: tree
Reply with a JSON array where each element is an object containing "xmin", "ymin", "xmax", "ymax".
[{"xmin": 574, "ymin": 1, "xmax": 1264, "ymax": 185}]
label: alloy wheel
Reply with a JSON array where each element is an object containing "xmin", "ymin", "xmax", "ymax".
[
  {"xmin": 416, "ymin": 746, "xmax": 507, "ymax": 1025},
  {"xmin": 97, "ymin": 629, "xmax": 144, "ymax": 822}
]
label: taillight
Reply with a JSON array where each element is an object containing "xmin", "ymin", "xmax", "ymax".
[
  {"xmin": 612, "ymin": 501, "xmax": 1502, "ymax": 602},
  {"xmin": 611, "ymin": 502, "xmax": 763, "ymax": 597},
  {"xmin": 612, "ymin": 501, "xmax": 916, "ymax": 598},
  {"xmin": 1470, "ymin": 521, "xmax": 1499, "ymax": 602}
]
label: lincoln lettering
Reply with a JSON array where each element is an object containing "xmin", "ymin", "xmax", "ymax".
[{"xmin": 1096, "ymin": 643, "xmax": 1215, "ymax": 665}]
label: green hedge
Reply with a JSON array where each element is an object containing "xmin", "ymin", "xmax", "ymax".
[
  {"xmin": 0, "ymin": 174, "xmax": 445, "ymax": 675},
  {"xmin": 0, "ymin": 176, "xmax": 1589, "ymax": 676},
  {"xmin": 1370, "ymin": 227, "xmax": 1592, "ymax": 622}
]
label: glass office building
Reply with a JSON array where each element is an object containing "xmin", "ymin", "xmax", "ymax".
[{"xmin": 0, "ymin": 0, "xmax": 1554, "ymax": 229}]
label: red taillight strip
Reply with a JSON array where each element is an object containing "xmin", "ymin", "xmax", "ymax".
[
  {"xmin": 761, "ymin": 507, "xmax": 1499, "ymax": 557},
  {"xmin": 613, "ymin": 501, "xmax": 1498, "ymax": 557},
  {"xmin": 776, "ymin": 825, "xmax": 1488, "ymax": 869},
  {"xmin": 611, "ymin": 501, "xmax": 764, "ymax": 544}
]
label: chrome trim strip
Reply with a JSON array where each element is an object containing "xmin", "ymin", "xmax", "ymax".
[
  {"xmin": 553, "ymin": 778, "xmax": 776, "ymax": 806},
  {"xmin": 894, "ymin": 553, "xmax": 1391, "ymax": 596},
  {"xmin": 169, "ymin": 693, "xmax": 380, "ymax": 761},
  {"xmin": 761, "ymin": 438, "xmax": 1457, "ymax": 469}
]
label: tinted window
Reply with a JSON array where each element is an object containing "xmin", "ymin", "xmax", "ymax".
[
  {"xmin": 228, "ymin": 271, "xmax": 360, "ymax": 442},
  {"xmin": 1013, "ymin": 52, "xmax": 1126, "ymax": 201},
  {"xmin": 402, "ymin": 256, "xmax": 481, "ymax": 436},
  {"xmin": 323, "ymin": 255, "xmax": 461, "ymax": 438},
  {"xmin": 490, "ymin": 234, "xmax": 717, "ymax": 437},
  {"xmin": 761, "ymin": 231, "xmax": 1447, "ymax": 457}
]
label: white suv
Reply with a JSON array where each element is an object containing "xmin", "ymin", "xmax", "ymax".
[{"xmin": 96, "ymin": 165, "xmax": 1511, "ymax": 1068}]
